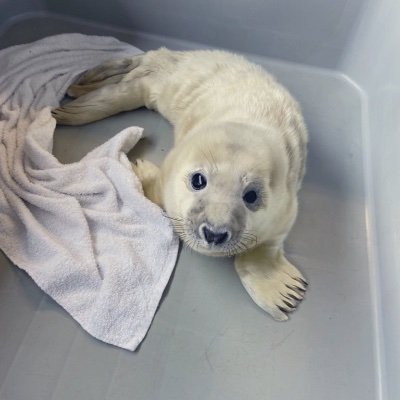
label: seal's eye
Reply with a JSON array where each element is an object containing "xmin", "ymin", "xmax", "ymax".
[
  {"xmin": 243, "ymin": 190, "xmax": 258, "ymax": 204},
  {"xmin": 191, "ymin": 173, "xmax": 207, "ymax": 190}
]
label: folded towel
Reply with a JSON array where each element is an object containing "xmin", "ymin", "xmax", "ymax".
[{"xmin": 0, "ymin": 34, "xmax": 179, "ymax": 351}]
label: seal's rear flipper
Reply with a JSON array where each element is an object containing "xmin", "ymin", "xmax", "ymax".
[{"xmin": 67, "ymin": 55, "xmax": 143, "ymax": 98}]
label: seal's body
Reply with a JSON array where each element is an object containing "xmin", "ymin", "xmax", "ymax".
[{"xmin": 53, "ymin": 48, "xmax": 308, "ymax": 321}]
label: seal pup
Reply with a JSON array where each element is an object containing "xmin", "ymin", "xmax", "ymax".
[{"xmin": 53, "ymin": 48, "xmax": 308, "ymax": 321}]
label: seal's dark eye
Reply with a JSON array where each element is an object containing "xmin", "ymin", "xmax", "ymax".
[
  {"xmin": 243, "ymin": 190, "xmax": 258, "ymax": 204},
  {"xmin": 191, "ymin": 173, "xmax": 207, "ymax": 190}
]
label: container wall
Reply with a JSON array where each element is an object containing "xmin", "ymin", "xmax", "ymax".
[
  {"xmin": 340, "ymin": 1, "xmax": 400, "ymax": 399},
  {"xmin": 45, "ymin": 0, "xmax": 365, "ymax": 69},
  {"xmin": 0, "ymin": 0, "xmax": 46, "ymax": 27}
]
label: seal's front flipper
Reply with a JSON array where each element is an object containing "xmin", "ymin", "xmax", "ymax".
[
  {"xmin": 132, "ymin": 159, "xmax": 162, "ymax": 207},
  {"xmin": 235, "ymin": 245, "xmax": 307, "ymax": 321}
]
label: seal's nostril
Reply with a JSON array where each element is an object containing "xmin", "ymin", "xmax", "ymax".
[
  {"xmin": 203, "ymin": 226, "xmax": 215, "ymax": 244},
  {"xmin": 202, "ymin": 226, "xmax": 229, "ymax": 245},
  {"xmin": 214, "ymin": 231, "xmax": 228, "ymax": 245}
]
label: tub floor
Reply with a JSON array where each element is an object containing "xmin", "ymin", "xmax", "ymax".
[{"xmin": 0, "ymin": 15, "xmax": 378, "ymax": 400}]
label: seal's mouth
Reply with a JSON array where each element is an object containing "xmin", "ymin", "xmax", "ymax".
[
  {"xmin": 166, "ymin": 215, "xmax": 257, "ymax": 257},
  {"xmin": 187, "ymin": 235, "xmax": 257, "ymax": 257},
  {"xmin": 165, "ymin": 213, "xmax": 257, "ymax": 257}
]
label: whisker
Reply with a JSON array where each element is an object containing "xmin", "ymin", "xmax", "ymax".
[
  {"xmin": 241, "ymin": 233, "xmax": 256, "ymax": 240},
  {"xmin": 241, "ymin": 231, "xmax": 258, "ymax": 246},
  {"xmin": 199, "ymin": 149, "xmax": 215, "ymax": 173},
  {"xmin": 242, "ymin": 230, "xmax": 257, "ymax": 238},
  {"xmin": 237, "ymin": 243, "xmax": 246, "ymax": 253},
  {"xmin": 167, "ymin": 216, "xmax": 185, "ymax": 223},
  {"xmin": 207, "ymin": 145, "xmax": 219, "ymax": 173}
]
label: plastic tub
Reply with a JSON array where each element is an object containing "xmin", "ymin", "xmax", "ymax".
[{"xmin": 0, "ymin": 2, "xmax": 398, "ymax": 399}]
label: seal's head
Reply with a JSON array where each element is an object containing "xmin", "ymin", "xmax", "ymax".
[{"xmin": 160, "ymin": 122, "xmax": 297, "ymax": 256}]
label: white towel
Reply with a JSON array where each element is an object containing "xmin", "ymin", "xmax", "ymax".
[{"xmin": 0, "ymin": 34, "xmax": 179, "ymax": 351}]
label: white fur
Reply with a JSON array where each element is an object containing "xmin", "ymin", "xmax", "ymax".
[{"xmin": 53, "ymin": 48, "xmax": 308, "ymax": 321}]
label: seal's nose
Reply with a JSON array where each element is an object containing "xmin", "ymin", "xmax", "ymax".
[{"xmin": 202, "ymin": 226, "xmax": 229, "ymax": 245}]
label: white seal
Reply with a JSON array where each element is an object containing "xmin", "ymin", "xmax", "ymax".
[{"xmin": 53, "ymin": 48, "xmax": 308, "ymax": 321}]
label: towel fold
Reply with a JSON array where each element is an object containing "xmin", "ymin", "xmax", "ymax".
[{"xmin": 0, "ymin": 34, "xmax": 179, "ymax": 351}]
